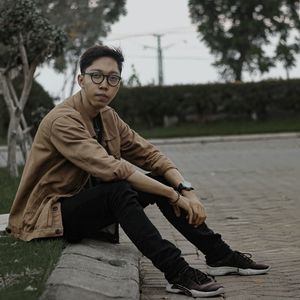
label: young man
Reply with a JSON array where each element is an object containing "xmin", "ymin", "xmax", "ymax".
[{"xmin": 7, "ymin": 45, "xmax": 269, "ymax": 298}]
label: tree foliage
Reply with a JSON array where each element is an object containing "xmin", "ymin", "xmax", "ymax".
[
  {"xmin": 188, "ymin": 0, "xmax": 300, "ymax": 81},
  {"xmin": 0, "ymin": 0, "xmax": 66, "ymax": 176},
  {"xmin": 0, "ymin": 0, "xmax": 66, "ymax": 71},
  {"xmin": 36, "ymin": 0, "xmax": 127, "ymax": 95}
]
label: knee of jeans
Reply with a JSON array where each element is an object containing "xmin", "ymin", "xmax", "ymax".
[
  {"xmin": 111, "ymin": 180, "xmax": 133, "ymax": 192},
  {"xmin": 109, "ymin": 181, "xmax": 138, "ymax": 205}
]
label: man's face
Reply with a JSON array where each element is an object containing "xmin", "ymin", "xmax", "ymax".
[{"xmin": 78, "ymin": 56, "xmax": 121, "ymax": 110}]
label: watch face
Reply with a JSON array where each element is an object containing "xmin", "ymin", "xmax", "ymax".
[
  {"xmin": 177, "ymin": 181, "xmax": 194, "ymax": 192},
  {"xmin": 182, "ymin": 181, "xmax": 192, "ymax": 188}
]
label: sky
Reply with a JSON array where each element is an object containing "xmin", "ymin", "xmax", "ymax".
[{"xmin": 36, "ymin": 0, "xmax": 300, "ymax": 99}]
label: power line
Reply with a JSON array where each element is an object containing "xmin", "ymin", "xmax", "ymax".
[
  {"xmin": 104, "ymin": 26, "xmax": 197, "ymax": 42},
  {"xmin": 126, "ymin": 55, "xmax": 211, "ymax": 61}
]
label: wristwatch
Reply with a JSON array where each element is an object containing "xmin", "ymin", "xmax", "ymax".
[{"xmin": 177, "ymin": 181, "xmax": 194, "ymax": 193}]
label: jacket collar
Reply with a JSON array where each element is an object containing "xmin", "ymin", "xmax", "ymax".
[{"xmin": 72, "ymin": 90, "xmax": 96, "ymax": 138}]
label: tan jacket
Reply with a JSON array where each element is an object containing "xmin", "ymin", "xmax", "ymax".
[{"xmin": 7, "ymin": 91, "xmax": 177, "ymax": 241}]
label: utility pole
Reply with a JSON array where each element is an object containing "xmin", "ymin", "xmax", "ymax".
[
  {"xmin": 144, "ymin": 34, "xmax": 164, "ymax": 86},
  {"xmin": 155, "ymin": 34, "xmax": 164, "ymax": 85},
  {"xmin": 144, "ymin": 34, "xmax": 186, "ymax": 85}
]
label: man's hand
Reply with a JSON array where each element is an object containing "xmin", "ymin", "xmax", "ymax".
[{"xmin": 169, "ymin": 192, "xmax": 206, "ymax": 227}]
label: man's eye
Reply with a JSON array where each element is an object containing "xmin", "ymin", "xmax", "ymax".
[
  {"xmin": 109, "ymin": 76, "xmax": 119, "ymax": 81},
  {"xmin": 92, "ymin": 73, "xmax": 102, "ymax": 79}
]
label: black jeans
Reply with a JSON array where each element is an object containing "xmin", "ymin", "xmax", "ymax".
[{"xmin": 60, "ymin": 176, "xmax": 232, "ymax": 281}]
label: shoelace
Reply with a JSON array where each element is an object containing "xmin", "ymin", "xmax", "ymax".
[
  {"xmin": 191, "ymin": 268, "xmax": 212, "ymax": 284},
  {"xmin": 235, "ymin": 251, "xmax": 254, "ymax": 264}
]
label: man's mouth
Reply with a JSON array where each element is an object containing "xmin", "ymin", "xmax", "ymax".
[{"xmin": 95, "ymin": 93, "xmax": 109, "ymax": 99}]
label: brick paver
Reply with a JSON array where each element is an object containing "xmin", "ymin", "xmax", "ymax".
[{"xmin": 140, "ymin": 138, "xmax": 300, "ymax": 299}]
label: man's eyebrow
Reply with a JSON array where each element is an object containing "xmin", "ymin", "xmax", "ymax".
[{"xmin": 88, "ymin": 68, "xmax": 119, "ymax": 75}]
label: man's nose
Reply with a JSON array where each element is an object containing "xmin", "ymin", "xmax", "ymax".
[{"xmin": 99, "ymin": 77, "xmax": 109, "ymax": 89}]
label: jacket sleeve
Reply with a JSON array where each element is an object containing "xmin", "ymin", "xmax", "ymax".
[
  {"xmin": 49, "ymin": 114, "xmax": 135, "ymax": 181},
  {"xmin": 114, "ymin": 111, "xmax": 177, "ymax": 175}
]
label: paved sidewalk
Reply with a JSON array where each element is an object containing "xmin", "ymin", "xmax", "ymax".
[
  {"xmin": 140, "ymin": 137, "xmax": 300, "ymax": 299},
  {"xmin": 1, "ymin": 132, "xmax": 299, "ymax": 167}
]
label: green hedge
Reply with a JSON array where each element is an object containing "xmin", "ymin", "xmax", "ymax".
[{"xmin": 112, "ymin": 79, "xmax": 300, "ymax": 128}]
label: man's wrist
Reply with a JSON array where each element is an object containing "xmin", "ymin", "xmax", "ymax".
[
  {"xmin": 166, "ymin": 187, "xmax": 177, "ymax": 199},
  {"xmin": 182, "ymin": 189, "xmax": 195, "ymax": 196},
  {"xmin": 170, "ymin": 190, "xmax": 181, "ymax": 205}
]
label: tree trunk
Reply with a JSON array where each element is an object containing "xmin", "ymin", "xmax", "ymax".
[
  {"xmin": 235, "ymin": 49, "xmax": 246, "ymax": 82},
  {"xmin": 7, "ymin": 113, "xmax": 19, "ymax": 177},
  {"xmin": 286, "ymin": 67, "xmax": 290, "ymax": 79},
  {"xmin": 17, "ymin": 126, "xmax": 28, "ymax": 162},
  {"xmin": 7, "ymin": 75, "xmax": 32, "ymax": 161},
  {"xmin": 69, "ymin": 59, "xmax": 79, "ymax": 97},
  {"xmin": 0, "ymin": 72, "xmax": 18, "ymax": 176},
  {"xmin": 235, "ymin": 71, "xmax": 242, "ymax": 82},
  {"xmin": 235, "ymin": 60, "xmax": 243, "ymax": 82},
  {"xmin": 0, "ymin": 64, "xmax": 35, "ymax": 176}
]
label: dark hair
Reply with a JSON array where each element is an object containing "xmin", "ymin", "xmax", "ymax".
[{"xmin": 79, "ymin": 45, "xmax": 124, "ymax": 74}]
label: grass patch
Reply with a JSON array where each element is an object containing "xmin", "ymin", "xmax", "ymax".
[
  {"xmin": 0, "ymin": 167, "xmax": 64, "ymax": 300},
  {"xmin": 0, "ymin": 167, "xmax": 22, "ymax": 214},
  {"xmin": 0, "ymin": 235, "xmax": 64, "ymax": 300},
  {"xmin": 0, "ymin": 135, "xmax": 6, "ymax": 145},
  {"xmin": 137, "ymin": 117, "xmax": 300, "ymax": 139}
]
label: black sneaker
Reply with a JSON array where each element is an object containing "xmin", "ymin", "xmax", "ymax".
[
  {"xmin": 207, "ymin": 251, "xmax": 270, "ymax": 276},
  {"xmin": 166, "ymin": 267, "xmax": 224, "ymax": 298}
]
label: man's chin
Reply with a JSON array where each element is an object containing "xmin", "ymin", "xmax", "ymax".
[{"xmin": 93, "ymin": 100, "xmax": 109, "ymax": 109}]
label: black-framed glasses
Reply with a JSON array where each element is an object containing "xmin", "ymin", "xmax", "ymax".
[{"xmin": 82, "ymin": 72, "xmax": 122, "ymax": 87}]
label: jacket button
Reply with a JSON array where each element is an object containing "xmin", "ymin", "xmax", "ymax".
[
  {"xmin": 55, "ymin": 229, "xmax": 61, "ymax": 235},
  {"xmin": 52, "ymin": 206, "xmax": 58, "ymax": 212}
]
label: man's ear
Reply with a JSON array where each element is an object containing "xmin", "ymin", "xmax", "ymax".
[{"xmin": 77, "ymin": 74, "xmax": 84, "ymax": 88}]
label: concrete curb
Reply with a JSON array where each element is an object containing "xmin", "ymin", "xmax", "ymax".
[
  {"xmin": 40, "ymin": 238, "xmax": 140, "ymax": 300},
  {"xmin": 0, "ymin": 214, "xmax": 8, "ymax": 234},
  {"xmin": 149, "ymin": 132, "xmax": 300, "ymax": 145},
  {"xmin": 0, "ymin": 132, "xmax": 299, "ymax": 152}
]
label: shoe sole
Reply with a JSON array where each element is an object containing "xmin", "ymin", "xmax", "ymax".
[
  {"xmin": 166, "ymin": 283, "xmax": 225, "ymax": 297},
  {"xmin": 207, "ymin": 266, "xmax": 270, "ymax": 276}
]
